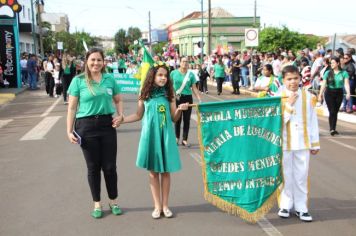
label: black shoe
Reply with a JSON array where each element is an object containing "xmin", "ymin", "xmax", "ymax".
[
  {"xmin": 231, "ymin": 91, "xmax": 236, "ymax": 94},
  {"xmin": 334, "ymin": 130, "xmax": 339, "ymax": 135},
  {"xmin": 295, "ymin": 211, "xmax": 312, "ymax": 222},
  {"xmin": 278, "ymin": 209, "xmax": 290, "ymax": 218},
  {"xmin": 217, "ymin": 92, "xmax": 221, "ymax": 95},
  {"xmin": 330, "ymin": 130, "xmax": 336, "ymax": 136}
]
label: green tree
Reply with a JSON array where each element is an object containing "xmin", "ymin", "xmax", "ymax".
[
  {"xmin": 126, "ymin": 27, "xmax": 142, "ymax": 44},
  {"xmin": 42, "ymin": 27, "xmax": 98, "ymax": 56},
  {"xmin": 114, "ymin": 28, "xmax": 128, "ymax": 54},
  {"xmin": 151, "ymin": 42, "xmax": 167, "ymax": 56},
  {"xmin": 258, "ymin": 26, "xmax": 323, "ymax": 53},
  {"xmin": 42, "ymin": 21, "xmax": 55, "ymax": 53}
]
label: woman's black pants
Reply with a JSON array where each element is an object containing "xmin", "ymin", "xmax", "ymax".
[
  {"xmin": 325, "ymin": 88, "xmax": 343, "ymax": 131},
  {"xmin": 175, "ymin": 94, "xmax": 193, "ymax": 141},
  {"xmin": 75, "ymin": 115, "xmax": 118, "ymax": 202}
]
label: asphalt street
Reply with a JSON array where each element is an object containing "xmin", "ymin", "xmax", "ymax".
[{"xmin": 0, "ymin": 86, "xmax": 356, "ymax": 236}]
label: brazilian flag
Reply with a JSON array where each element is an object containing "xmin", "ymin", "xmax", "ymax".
[{"xmin": 134, "ymin": 44, "xmax": 154, "ymax": 89}]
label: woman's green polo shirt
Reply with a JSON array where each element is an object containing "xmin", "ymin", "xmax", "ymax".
[
  {"xmin": 323, "ymin": 70, "xmax": 349, "ymax": 89},
  {"xmin": 170, "ymin": 70, "xmax": 196, "ymax": 95},
  {"xmin": 68, "ymin": 73, "xmax": 120, "ymax": 118}
]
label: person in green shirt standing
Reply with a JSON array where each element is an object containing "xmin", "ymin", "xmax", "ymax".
[
  {"xmin": 62, "ymin": 53, "xmax": 76, "ymax": 104},
  {"xmin": 318, "ymin": 56, "xmax": 351, "ymax": 136},
  {"xmin": 170, "ymin": 57, "xmax": 202, "ymax": 147},
  {"xmin": 66, "ymin": 48, "xmax": 124, "ymax": 218},
  {"xmin": 118, "ymin": 54, "xmax": 127, "ymax": 74},
  {"xmin": 213, "ymin": 57, "xmax": 226, "ymax": 95}
]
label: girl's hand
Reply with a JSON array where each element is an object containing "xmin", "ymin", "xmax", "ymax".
[
  {"xmin": 178, "ymin": 103, "xmax": 189, "ymax": 111},
  {"xmin": 67, "ymin": 132, "xmax": 79, "ymax": 144},
  {"xmin": 112, "ymin": 115, "xmax": 124, "ymax": 128}
]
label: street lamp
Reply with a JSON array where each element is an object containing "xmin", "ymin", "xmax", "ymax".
[{"xmin": 200, "ymin": 0, "xmax": 204, "ymax": 64}]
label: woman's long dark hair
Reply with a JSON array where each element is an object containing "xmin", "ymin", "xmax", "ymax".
[
  {"xmin": 327, "ymin": 56, "xmax": 342, "ymax": 87},
  {"xmin": 139, "ymin": 64, "xmax": 174, "ymax": 102}
]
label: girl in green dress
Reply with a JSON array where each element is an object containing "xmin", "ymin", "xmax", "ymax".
[{"xmin": 122, "ymin": 62, "xmax": 189, "ymax": 219}]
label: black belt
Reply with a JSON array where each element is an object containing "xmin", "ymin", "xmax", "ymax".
[{"xmin": 77, "ymin": 114, "xmax": 112, "ymax": 120}]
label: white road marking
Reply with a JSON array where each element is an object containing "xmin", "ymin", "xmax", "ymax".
[
  {"xmin": 40, "ymin": 98, "xmax": 61, "ymax": 117},
  {"xmin": 324, "ymin": 138, "xmax": 356, "ymax": 151},
  {"xmin": 257, "ymin": 217, "xmax": 283, "ymax": 236},
  {"xmin": 20, "ymin": 116, "xmax": 62, "ymax": 141},
  {"xmin": 189, "ymin": 152, "xmax": 202, "ymax": 165},
  {"xmin": 0, "ymin": 119, "xmax": 13, "ymax": 129}
]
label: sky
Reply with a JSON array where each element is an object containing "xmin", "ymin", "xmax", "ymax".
[{"xmin": 45, "ymin": 0, "xmax": 356, "ymax": 37}]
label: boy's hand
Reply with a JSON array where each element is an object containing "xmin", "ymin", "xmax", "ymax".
[
  {"xmin": 288, "ymin": 92, "xmax": 298, "ymax": 106},
  {"xmin": 310, "ymin": 149, "xmax": 319, "ymax": 155}
]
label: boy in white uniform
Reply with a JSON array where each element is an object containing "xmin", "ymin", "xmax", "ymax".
[{"xmin": 277, "ymin": 65, "xmax": 320, "ymax": 222}]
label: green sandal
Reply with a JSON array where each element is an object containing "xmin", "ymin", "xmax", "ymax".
[
  {"xmin": 109, "ymin": 204, "xmax": 122, "ymax": 215},
  {"xmin": 91, "ymin": 208, "xmax": 103, "ymax": 219}
]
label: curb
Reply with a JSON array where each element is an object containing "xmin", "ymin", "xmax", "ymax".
[
  {"xmin": 0, "ymin": 87, "xmax": 28, "ymax": 106},
  {"xmin": 207, "ymin": 80, "xmax": 356, "ymax": 124}
]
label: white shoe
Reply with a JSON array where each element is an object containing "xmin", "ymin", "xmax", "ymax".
[
  {"xmin": 163, "ymin": 208, "xmax": 173, "ymax": 218},
  {"xmin": 296, "ymin": 211, "xmax": 312, "ymax": 222},
  {"xmin": 151, "ymin": 208, "xmax": 161, "ymax": 219},
  {"xmin": 278, "ymin": 208, "xmax": 290, "ymax": 218}
]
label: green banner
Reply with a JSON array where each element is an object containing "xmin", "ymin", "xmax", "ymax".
[
  {"xmin": 197, "ymin": 97, "xmax": 283, "ymax": 223},
  {"xmin": 113, "ymin": 73, "xmax": 141, "ymax": 94}
]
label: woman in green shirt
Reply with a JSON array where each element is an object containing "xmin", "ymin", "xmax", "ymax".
[
  {"xmin": 213, "ymin": 57, "xmax": 226, "ymax": 95},
  {"xmin": 318, "ymin": 56, "xmax": 350, "ymax": 136},
  {"xmin": 66, "ymin": 48, "xmax": 124, "ymax": 218},
  {"xmin": 170, "ymin": 57, "xmax": 201, "ymax": 147}
]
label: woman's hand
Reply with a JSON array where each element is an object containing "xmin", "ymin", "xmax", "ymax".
[
  {"xmin": 112, "ymin": 115, "xmax": 124, "ymax": 128},
  {"xmin": 67, "ymin": 132, "xmax": 79, "ymax": 144}
]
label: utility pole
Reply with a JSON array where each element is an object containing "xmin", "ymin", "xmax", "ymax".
[
  {"xmin": 200, "ymin": 0, "xmax": 204, "ymax": 63},
  {"xmin": 208, "ymin": 0, "xmax": 211, "ymax": 55},
  {"xmin": 30, "ymin": 0, "xmax": 37, "ymax": 55},
  {"xmin": 37, "ymin": 1, "xmax": 44, "ymax": 57},
  {"xmin": 148, "ymin": 11, "xmax": 152, "ymax": 53},
  {"xmin": 254, "ymin": 0, "xmax": 257, "ymax": 26}
]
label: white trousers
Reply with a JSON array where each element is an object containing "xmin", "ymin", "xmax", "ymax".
[{"xmin": 279, "ymin": 149, "xmax": 310, "ymax": 213}]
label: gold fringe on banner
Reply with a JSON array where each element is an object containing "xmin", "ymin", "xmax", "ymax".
[{"xmin": 204, "ymin": 189, "xmax": 279, "ymax": 223}]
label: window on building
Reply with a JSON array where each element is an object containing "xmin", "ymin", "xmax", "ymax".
[
  {"xmin": 26, "ymin": 43, "xmax": 30, "ymax": 53},
  {"xmin": 23, "ymin": 5, "xmax": 25, "ymax": 18},
  {"xmin": 32, "ymin": 44, "xmax": 35, "ymax": 54},
  {"xmin": 28, "ymin": 9, "xmax": 31, "ymax": 20},
  {"xmin": 20, "ymin": 42, "xmax": 24, "ymax": 53}
]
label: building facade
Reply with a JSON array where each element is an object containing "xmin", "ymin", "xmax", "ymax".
[
  {"xmin": 18, "ymin": 0, "xmax": 39, "ymax": 54},
  {"xmin": 168, "ymin": 7, "xmax": 260, "ymax": 56},
  {"xmin": 41, "ymin": 12, "xmax": 69, "ymax": 32}
]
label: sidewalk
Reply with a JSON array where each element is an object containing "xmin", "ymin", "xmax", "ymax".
[
  {"xmin": 0, "ymin": 87, "xmax": 28, "ymax": 105},
  {"xmin": 207, "ymin": 80, "xmax": 356, "ymax": 124}
]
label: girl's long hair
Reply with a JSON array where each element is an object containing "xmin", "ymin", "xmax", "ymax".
[
  {"xmin": 139, "ymin": 65, "xmax": 174, "ymax": 102},
  {"xmin": 83, "ymin": 48, "xmax": 105, "ymax": 95}
]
